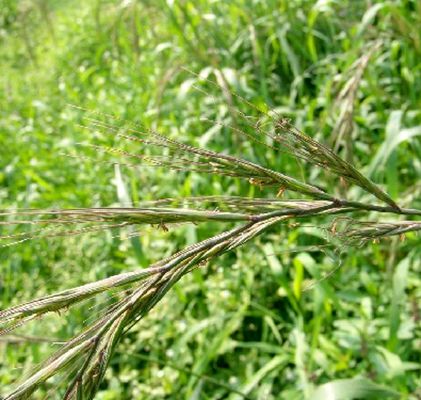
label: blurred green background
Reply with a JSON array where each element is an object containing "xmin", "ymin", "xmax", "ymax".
[{"xmin": 0, "ymin": 0, "xmax": 420, "ymax": 398}]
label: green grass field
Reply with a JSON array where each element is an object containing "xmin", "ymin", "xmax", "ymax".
[{"xmin": 0, "ymin": 0, "xmax": 420, "ymax": 399}]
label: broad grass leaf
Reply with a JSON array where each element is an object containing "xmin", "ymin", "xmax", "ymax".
[
  {"xmin": 388, "ymin": 257, "xmax": 409, "ymax": 350},
  {"xmin": 368, "ymin": 111, "xmax": 421, "ymax": 178},
  {"xmin": 374, "ymin": 346, "xmax": 421, "ymax": 379},
  {"xmin": 311, "ymin": 377, "xmax": 399, "ymax": 400}
]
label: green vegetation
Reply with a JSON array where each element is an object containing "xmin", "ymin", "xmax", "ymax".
[{"xmin": 0, "ymin": 0, "xmax": 420, "ymax": 399}]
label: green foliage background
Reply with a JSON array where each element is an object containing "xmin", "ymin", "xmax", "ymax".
[{"xmin": 0, "ymin": 0, "xmax": 420, "ymax": 398}]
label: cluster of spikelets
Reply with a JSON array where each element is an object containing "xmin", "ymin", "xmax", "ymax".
[{"xmin": 1, "ymin": 81, "xmax": 421, "ymax": 399}]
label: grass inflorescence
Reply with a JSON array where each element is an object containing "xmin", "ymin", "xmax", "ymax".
[
  {"xmin": 1, "ymin": 88, "xmax": 420, "ymax": 398},
  {"xmin": 1, "ymin": 1, "xmax": 421, "ymax": 398}
]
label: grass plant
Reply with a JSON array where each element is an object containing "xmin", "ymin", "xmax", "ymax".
[
  {"xmin": 1, "ymin": 102, "xmax": 420, "ymax": 398},
  {"xmin": 1, "ymin": 1, "xmax": 421, "ymax": 399}
]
